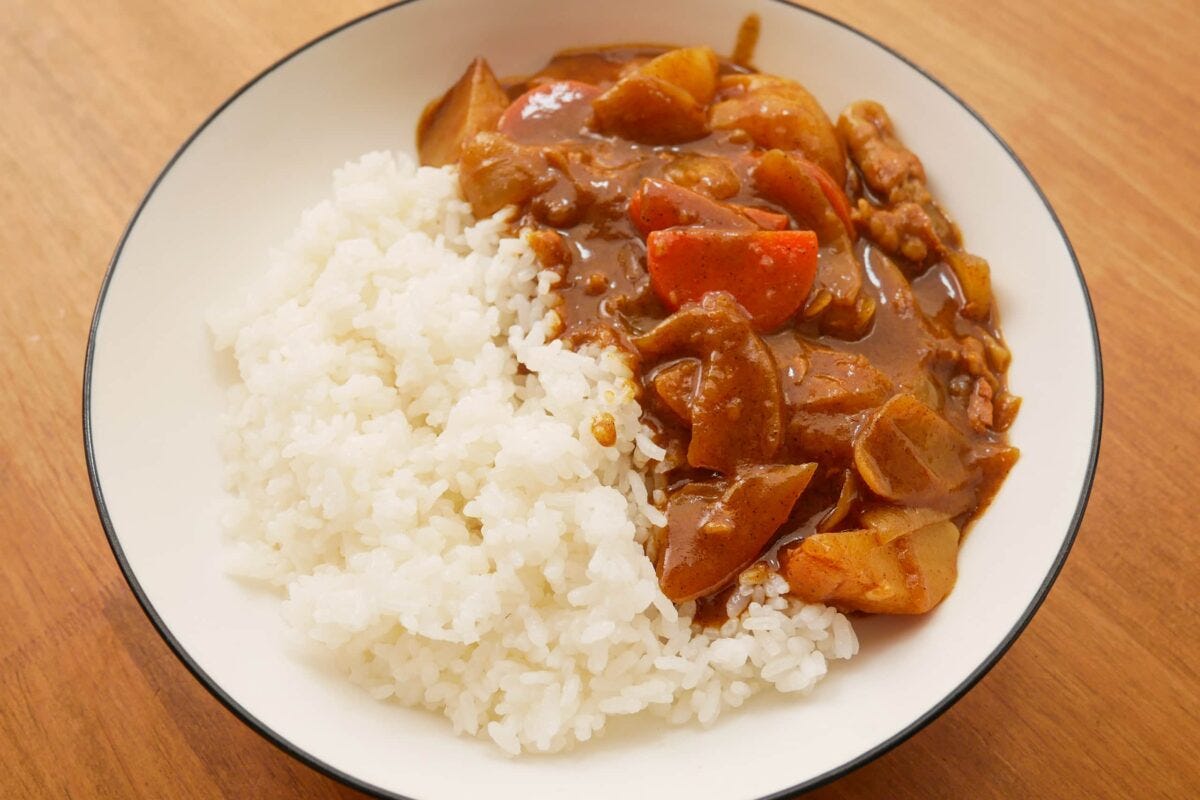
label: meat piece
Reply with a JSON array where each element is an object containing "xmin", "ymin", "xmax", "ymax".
[
  {"xmin": 711, "ymin": 74, "xmax": 846, "ymax": 186},
  {"xmin": 853, "ymin": 393, "xmax": 972, "ymax": 507},
  {"xmin": 457, "ymin": 132, "xmax": 553, "ymax": 218},
  {"xmin": 855, "ymin": 200, "xmax": 945, "ymax": 266},
  {"xmin": 934, "ymin": 335, "xmax": 997, "ymax": 392},
  {"xmin": 992, "ymin": 392, "xmax": 1022, "ymax": 432},
  {"xmin": 837, "ymin": 100, "xmax": 925, "ymax": 200},
  {"xmin": 781, "ymin": 348, "xmax": 892, "ymax": 466},
  {"xmin": 779, "ymin": 506, "xmax": 959, "ymax": 614},
  {"xmin": 841, "ymin": 100, "xmax": 994, "ymax": 319},
  {"xmin": 417, "ymin": 58, "xmax": 510, "ymax": 167},
  {"xmin": 660, "ymin": 463, "xmax": 816, "ymax": 602},
  {"xmin": 633, "ymin": 293, "xmax": 784, "ymax": 474},
  {"xmin": 805, "ymin": 247, "xmax": 864, "ymax": 317},
  {"xmin": 821, "ymin": 293, "xmax": 877, "ymax": 340},
  {"xmin": 966, "ymin": 377, "xmax": 994, "ymax": 433}
]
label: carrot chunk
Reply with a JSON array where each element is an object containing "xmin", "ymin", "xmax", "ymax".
[
  {"xmin": 646, "ymin": 229, "xmax": 818, "ymax": 331},
  {"xmin": 629, "ymin": 178, "xmax": 754, "ymax": 237},
  {"xmin": 735, "ymin": 205, "xmax": 790, "ymax": 230}
]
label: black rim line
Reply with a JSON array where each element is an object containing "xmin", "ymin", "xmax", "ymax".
[{"xmin": 80, "ymin": 2, "xmax": 1105, "ymax": 798}]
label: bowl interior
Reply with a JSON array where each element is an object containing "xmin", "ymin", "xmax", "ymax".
[{"xmin": 87, "ymin": 1, "xmax": 1099, "ymax": 798}]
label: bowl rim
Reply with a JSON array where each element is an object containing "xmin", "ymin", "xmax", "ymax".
[{"xmin": 82, "ymin": 1, "xmax": 1104, "ymax": 797}]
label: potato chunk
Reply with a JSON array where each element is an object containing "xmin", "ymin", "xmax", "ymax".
[
  {"xmin": 780, "ymin": 506, "xmax": 959, "ymax": 614},
  {"xmin": 590, "ymin": 46, "xmax": 720, "ymax": 145},
  {"xmin": 417, "ymin": 58, "xmax": 510, "ymax": 167},
  {"xmin": 711, "ymin": 75, "xmax": 846, "ymax": 186},
  {"xmin": 592, "ymin": 74, "xmax": 708, "ymax": 144},
  {"xmin": 637, "ymin": 46, "xmax": 720, "ymax": 104}
]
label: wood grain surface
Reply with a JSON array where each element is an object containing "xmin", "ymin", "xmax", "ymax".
[{"xmin": 2, "ymin": 1, "xmax": 1197, "ymax": 797}]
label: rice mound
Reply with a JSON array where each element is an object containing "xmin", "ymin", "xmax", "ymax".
[{"xmin": 210, "ymin": 151, "xmax": 857, "ymax": 755}]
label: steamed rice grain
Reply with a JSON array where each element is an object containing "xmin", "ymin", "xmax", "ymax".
[{"xmin": 210, "ymin": 151, "xmax": 857, "ymax": 754}]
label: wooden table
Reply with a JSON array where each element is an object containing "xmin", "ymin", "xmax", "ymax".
[{"xmin": 3, "ymin": 1, "xmax": 1197, "ymax": 797}]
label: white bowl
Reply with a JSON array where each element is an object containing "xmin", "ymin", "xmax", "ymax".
[{"xmin": 84, "ymin": 1, "xmax": 1102, "ymax": 797}]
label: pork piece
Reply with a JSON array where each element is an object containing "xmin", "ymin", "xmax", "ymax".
[
  {"xmin": 855, "ymin": 200, "xmax": 946, "ymax": 267},
  {"xmin": 840, "ymin": 100, "xmax": 993, "ymax": 319},
  {"xmin": 660, "ymin": 463, "xmax": 816, "ymax": 602},
  {"xmin": 632, "ymin": 292, "xmax": 783, "ymax": 474},
  {"xmin": 591, "ymin": 47, "xmax": 718, "ymax": 144},
  {"xmin": 837, "ymin": 100, "xmax": 925, "ymax": 200},
  {"xmin": 711, "ymin": 74, "xmax": 846, "ymax": 186},
  {"xmin": 779, "ymin": 506, "xmax": 959, "ymax": 614},
  {"xmin": 992, "ymin": 392, "xmax": 1022, "ymax": 432},
  {"xmin": 457, "ymin": 132, "xmax": 553, "ymax": 218},
  {"xmin": 966, "ymin": 377, "xmax": 995, "ymax": 433},
  {"xmin": 853, "ymin": 393, "xmax": 972, "ymax": 508},
  {"xmin": 417, "ymin": 58, "xmax": 510, "ymax": 167}
]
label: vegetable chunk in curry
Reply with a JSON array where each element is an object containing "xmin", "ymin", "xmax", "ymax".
[{"xmin": 417, "ymin": 33, "xmax": 1020, "ymax": 622}]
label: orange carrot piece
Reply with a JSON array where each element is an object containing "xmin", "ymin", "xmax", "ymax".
[
  {"xmin": 647, "ymin": 229, "xmax": 818, "ymax": 331},
  {"xmin": 628, "ymin": 177, "xmax": 754, "ymax": 237},
  {"xmin": 797, "ymin": 157, "xmax": 856, "ymax": 240},
  {"xmin": 735, "ymin": 205, "xmax": 790, "ymax": 230}
]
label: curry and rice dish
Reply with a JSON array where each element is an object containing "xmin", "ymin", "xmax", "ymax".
[
  {"xmin": 418, "ymin": 43, "xmax": 1018, "ymax": 618},
  {"xmin": 213, "ymin": 29, "xmax": 1017, "ymax": 754}
]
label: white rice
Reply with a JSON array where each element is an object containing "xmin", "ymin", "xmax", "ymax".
[{"xmin": 210, "ymin": 151, "xmax": 857, "ymax": 755}]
